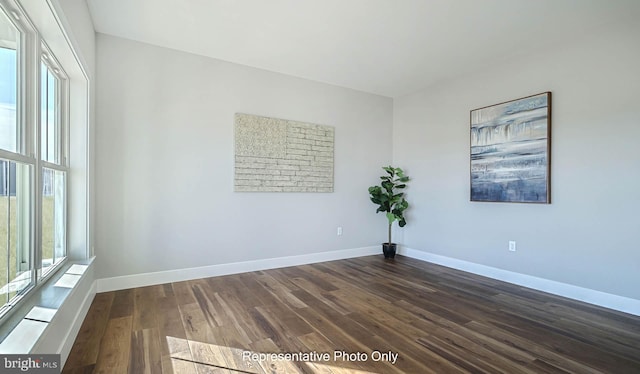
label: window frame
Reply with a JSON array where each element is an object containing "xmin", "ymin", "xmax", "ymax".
[
  {"xmin": 0, "ymin": 0, "xmax": 36, "ymax": 317},
  {"xmin": 38, "ymin": 42, "xmax": 69, "ymax": 280},
  {"xmin": 0, "ymin": 0, "xmax": 70, "ymax": 320},
  {"xmin": 39, "ymin": 44, "xmax": 69, "ymax": 167}
]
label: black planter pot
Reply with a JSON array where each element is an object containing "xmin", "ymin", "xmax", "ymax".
[{"xmin": 382, "ymin": 243, "xmax": 397, "ymax": 259}]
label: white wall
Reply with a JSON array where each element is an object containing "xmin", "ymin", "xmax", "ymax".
[
  {"xmin": 95, "ymin": 34, "xmax": 393, "ymax": 279},
  {"xmin": 393, "ymin": 20, "xmax": 640, "ymax": 300}
]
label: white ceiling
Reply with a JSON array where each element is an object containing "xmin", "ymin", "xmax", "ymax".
[{"xmin": 86, "ymin": 0, "xmax": 640, "ymax": 98}]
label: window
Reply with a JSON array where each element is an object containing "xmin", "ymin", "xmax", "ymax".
[
  {"xmin": 0, "ymin": 2, "xmax": 31, "ymax": 315},
  {"xmin": 41, "ymin": 167, "xmax": 65, "ymax": 274},
  {"xmin": 0, "ymin": 1, "xmax": 69, "ymax": 317},
  {"xmin": 0, "ymin": 6, "xmax": 18, "ymax": 154},
  {"xmin": 0, "ymin": 160, "xmax": 32, "ymax": 307},
  {"xmin": 39, "ymin": 46, "xmax": 67, "ymax": 276},
  {"xmin": 40, "ymin": 52, "xmax": 64, "ymax": 164}
]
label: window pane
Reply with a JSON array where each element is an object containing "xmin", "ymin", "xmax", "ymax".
[
  {"xmin": 0, "ymin": 159, "xmax": 33, "ymax": 308},
  {"xmin": 0, "ymin": 9, "xmax": 19, "ymax": 154},
  {"xmin": 40, "ymin": 61, "xmax": 58, "ymax": 163},
  {"xmin": 41, "ymin": 168, "xmax": 65, "ymax": 273}
]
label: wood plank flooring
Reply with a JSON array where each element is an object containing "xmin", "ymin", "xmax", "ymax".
[{"xmin": 63, "ymin": 255, "xmax": 640, "ymax": 373}]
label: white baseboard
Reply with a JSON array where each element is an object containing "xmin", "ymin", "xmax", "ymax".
[
  {"xmin": 95, "ymin": 244, "xmax": 640, "ymax": 316},
  {"xmin": 97, "ymin": 246, "xmax": 380, "ymax": 293},
  {"xmin": 399, "ymin": 247, "xmax": 640, "ymax": 316},
  {"xmin": 59, "ymin": 280, "xmax": 96, "ymax": 366}
]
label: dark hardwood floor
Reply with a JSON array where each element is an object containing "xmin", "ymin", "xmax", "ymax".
[{"xmin": 63, "ymin": 255, "xmax": 640, "ymax": 373}]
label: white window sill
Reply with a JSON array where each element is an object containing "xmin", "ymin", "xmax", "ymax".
[{"xmin": 0, "ymin": 258, "xmax": 93, "ymax": 353}]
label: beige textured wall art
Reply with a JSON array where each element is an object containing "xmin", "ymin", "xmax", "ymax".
[{"xmin": 234, "ymin": 113, "xmax": 334, "ymax": 192}]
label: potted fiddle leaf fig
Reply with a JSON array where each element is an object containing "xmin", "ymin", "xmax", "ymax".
[{"xmin": 368, "ymin": 166, "xmax": 410, "ymax": 259}]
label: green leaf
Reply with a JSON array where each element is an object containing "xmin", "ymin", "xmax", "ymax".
[
  {"xmin": 386, "ymin": 212, "xmax": 397, "ymax": 224},
  {"xmin": 399, "ymin": 176, "xmax": 409, "ymax": 182},
  {"xmin": 381, "ymin": 181, "xmax": 393, "ymax": 191}
]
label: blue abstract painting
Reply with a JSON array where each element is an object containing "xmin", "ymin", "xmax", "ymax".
[{"xmin": 470, "ymin": 92, "xmax": 551, "ymax": 203}]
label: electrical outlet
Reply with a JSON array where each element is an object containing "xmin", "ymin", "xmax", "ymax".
[
  {"xmin": 337, "ymin": 226, "xmax": 343, "ymax": 236},
  {"xmin": 509, "ymin": 241, "xmax": 516, "ymax": 252}
]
